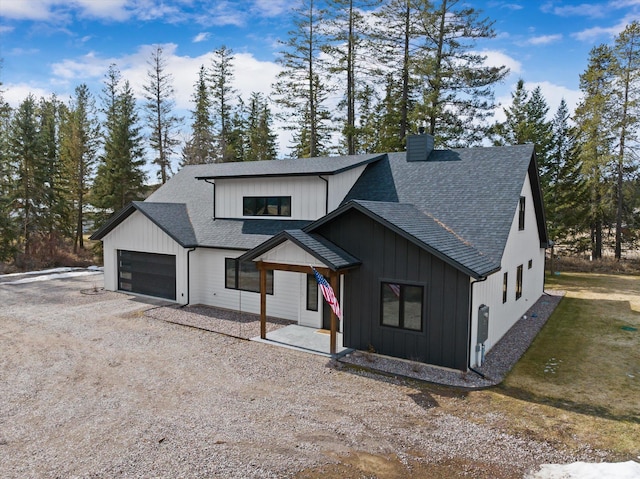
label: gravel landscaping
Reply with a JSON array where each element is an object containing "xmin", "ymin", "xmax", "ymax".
[{"xmin": 0, "ymin": 274, "xmax": 608, "ymax": 478}]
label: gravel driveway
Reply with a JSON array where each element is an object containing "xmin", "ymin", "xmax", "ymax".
[{"xmin": 0, "ymin": 274, "xmax": 605, "ymax": 478}]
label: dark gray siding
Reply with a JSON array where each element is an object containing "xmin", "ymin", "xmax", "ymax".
[{"xmin": 316, "ymin": 209, "xmax": 470, "ymax": 370}]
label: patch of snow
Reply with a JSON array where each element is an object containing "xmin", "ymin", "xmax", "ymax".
[
  {"xmin": 2, "ymin": 269, "xmax": 102, "ymax": 285},
  {"xmin": 0, "ymin": 267, "xmax": 80, "ymax": 278},
  {"xmin": 527, "ymin": 461, "xmax": 640, "ymax": 479}
]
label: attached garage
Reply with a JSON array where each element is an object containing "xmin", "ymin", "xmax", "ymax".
[{"xmin": 117, "ymin": 250, "xmax": 177, "ymax": 300}]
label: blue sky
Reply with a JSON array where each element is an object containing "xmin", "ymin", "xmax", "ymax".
[{"xmin": 1, "ymin": 0, "xmax": 639, "ymax": 160}]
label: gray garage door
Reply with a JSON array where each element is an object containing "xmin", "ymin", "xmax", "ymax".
[{"xmin": 118, "ymin": 250, "xmax": 176, "ymax": 300}]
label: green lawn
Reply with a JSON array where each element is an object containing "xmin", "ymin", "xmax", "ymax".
[{"xmin": 503, "ymin": 272, "xmax": 640, "ymax": 421}]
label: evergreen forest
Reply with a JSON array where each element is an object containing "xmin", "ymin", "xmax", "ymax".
[{"xmin": 0, "ymin": 1, "xmax": 638, "ymax": 271}]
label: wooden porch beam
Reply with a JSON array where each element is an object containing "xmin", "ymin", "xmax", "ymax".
[
  {"xmin": 259, "ymin": 261, "xmax": 331, "ymax": 277},
  {"xmin": 329, "ymin": 271, "xmax": 338, "ymax": 356},
  {"xmin": 258, "ymin": 261, "xmax": 267, "ymax": 339}
]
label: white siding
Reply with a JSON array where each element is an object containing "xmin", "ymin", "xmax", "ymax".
[
  {"xmin": 327, "ymin": 165, "xmax": 366, "ymax": 211},
  {"xmin": 102, "ymin": 211, "xmax": 189, "ymax": 304},
  {"xmin": 214, "ymin": 166, "xmax": 367, "ymax": 220},
  {"xmin": 469, "ymin": 173, "xmax": 546, "ymax": 366},
  {"xmin": 189, "ymin": 248, "xmax": 307, "ymax": 322},
  {"xmin": 215, "ymin": 176, "xmax": 326, "ymax": 220}
]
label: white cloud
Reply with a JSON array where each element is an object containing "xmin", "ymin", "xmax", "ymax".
[
  {"xmin": 192, "ymin": 32, "xmax": 210, "ymax": 43},
  {"xmin": 0, "ymin": 0, "xmax": 60, "ymax": 20},
  {"xmin": 552, "ymin": 3, "xmax": 607, "ymax": 18},
  {"xmin": 0, "ymin": 25, "xmax": 15, "ymax": 34},
  {"xmin": 252, "ymin": 0, "xmax": 290, "ymax": 17},
  {"xmin": 3, "ymin": 82, "xmax": 59, "ymax": 107},
  {"xmin": 479, "ymin": 49, "xmax": 523, "ymax": 75},
  {"xmin": 572, "ymin": 15, "xmax": 637, "ymax": 41},
  {"xmin": 526, "ymin": 34, "xmax": 563, "ymax": 45}
]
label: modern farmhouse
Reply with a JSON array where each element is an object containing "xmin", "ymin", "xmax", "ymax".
[{"xmin": 91, "ymin": 134, "xmax": 549, "ymax": 371}]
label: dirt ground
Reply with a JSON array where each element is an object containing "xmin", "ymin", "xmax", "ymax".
[{"xmin": 0, "ymin": 275, "xmax": 611, "ymax": 478}]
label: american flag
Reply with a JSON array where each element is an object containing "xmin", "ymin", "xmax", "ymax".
[{"xmin": 312, "ymin": 267, "xmax": 342, "ymax": 320}]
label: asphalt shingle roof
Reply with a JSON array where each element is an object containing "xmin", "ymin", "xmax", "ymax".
[
  {"xmin": 238, "ymin": 229, "xmax": 361, "ymax": 270},
  {"xmin": 92, "ymin": 141, "xmax": 545, "ymax": 278},
  {"xmin": 343, "ymin": 144, "xmax": 539, "ymax": 264},
  {"xmin": 332, "ymin": 200, "xmax": 500, "ymax": 278},
  {"xmin": 194, "ymin": 153, "xmax": 385, "ymax": 179}
]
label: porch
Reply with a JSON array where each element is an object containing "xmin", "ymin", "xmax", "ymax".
[{"xmin": 252, "ymin": 324, "xmax": 352, "ymax": 357}]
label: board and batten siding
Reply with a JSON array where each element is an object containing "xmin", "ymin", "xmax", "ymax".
[
  {"xmin": 189, "ymin": 248, "xmax": 304, "ymax": 322},
  {"xmin": 214, "ymin": 166, "xmax": 367, "ymax": 220},
  {"xmin": 316, "ymin": 209, "xmax": 470, "ymax": 370},
  {"xmin": 470, "ymin": 172, "xmax": 546, "ymax": 366},
  {"xmin": 102, "ymin": 210, "xmax": 189, "ymax": 304}
]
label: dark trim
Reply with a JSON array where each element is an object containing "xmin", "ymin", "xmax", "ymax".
[
  {"xmin": 204, "ymin": 179, "xmax": 216, "ymax": 220},
  {"xmin": 185, "ymin": 247, "xmax": 196, "ymax": 305},
  {"xmin": 319, "ymin": 175, "xmax": 329, "ymax": 216},
  {"xmin": 237, "ymin": 230, "xmax": 361, "ymax": 271},
  {"xmin": 305, "ymin": 200, "xmax": 499, "ymax": 279},
  {"xmin": 379, "ymin": 280, "xmax": 425, "ymax": 332},
  {"xmin": 528, "ymin": 152, "xmax": 549, "ymax": 247}
]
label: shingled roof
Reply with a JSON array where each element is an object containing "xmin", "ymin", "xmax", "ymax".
[
  {"xmin": 306, "ymin": 200, "xmax": 500, "ymax": 279},
  {"xmin": 343, "ymin": 144, "xmax": 547, "ymax": 264},
  {"xmin": 91, "ymin": 141, "xmax": 547, "ymax": 276},
  {"xmin": 238, "ymin": 229, "xmax": 362, "ymax": 271}
]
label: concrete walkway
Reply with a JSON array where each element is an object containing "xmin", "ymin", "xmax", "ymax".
[{"xmin": 253, "ymin": 324, "xmax": 352, "ymax": 357}]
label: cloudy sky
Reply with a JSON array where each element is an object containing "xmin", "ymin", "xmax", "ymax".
[{"xmin": 0, "ymin": 0, "xmax": 639, "ymax": 164}]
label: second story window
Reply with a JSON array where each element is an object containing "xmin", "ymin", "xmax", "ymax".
[
  {"xmin": 518, "ymin": 196, "xmax": 525, "ymax": 230},
  {"xmin": 243, "ymin": 196, "xmax": 291, "ymax": 217}
]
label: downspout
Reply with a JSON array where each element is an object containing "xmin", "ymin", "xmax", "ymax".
[
  {"xmin": 204, "ymin": 179, "xmax": 215, "ymax": 220},
  {"xmin": 319, "ymin": 175, "xmax": 329, "ymax": 215},
  {"xmin": 183, "ymin": 247, "xmax": 197, "ymax": 307},
  {"xmin": 468, "ymin": 275, "xmax": 488, "ymax": 378}
]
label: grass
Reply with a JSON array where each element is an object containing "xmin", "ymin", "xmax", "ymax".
[
  {"xmin": 503, "ymin": 272, "xmax": 640, "ymax": 421},
  {"xmin": 429, "ymin": 271, "xmax": 640, "ymax": 459}
]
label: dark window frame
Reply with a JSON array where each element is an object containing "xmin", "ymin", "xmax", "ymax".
[
  {"xmin": 306, "ymin": 273, "xmax": 318, "ymax": 311},
  {"xmin": 516, "ymin": 265, "xmax": 523, "ymax": 300},
  {"xmin": 518, "ymin": 196, "xmax": 526, "ymax": 230},
  {"xmin": 502, "ymin": 272, "xmax": 508, "ymax": 304},
  {"xmin": 225, "ymin": 258, "xmax": 274, "ymax": 295},
  {"xmin": 380, "ymin": 281, "xmax": 424, "ymax": 332},
  {"xmin": 243, "ymin": 196, "xmax": 291, "ymax": 217},
  {"xmin": 528, "ymin": 259, "xmax": 533, "ymax": 269}
]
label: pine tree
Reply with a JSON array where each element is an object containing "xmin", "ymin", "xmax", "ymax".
[
  {"xmin": 322, "ymin": 0, "xmax": 379, "ymax": 154},
  {"xmin": 143, "ymin": 46, "xmax": 182, "ymax": 183},
  {"xmin": 374, "ymin": 73, "xmax": 405, "ymax": 152},
  {"xmin": 8, "ymin": 94, "xmax": 47, "ymax": 267},
  {"xmin": 92, "ymin": 65, "xmax": 146, "ymax": 222},
  {"xmin": 491, "ymin": 79, "xmax": 529, "ymax": 145},
  {"xmin": 37, "ymin": 95, "xmax": 70, "ymax": 258},
  {"xmin": 209, "ymin": 46, "xmax": 237, "ymax": 163},
  {"xmin": 371, "ymin": 0, "xmax": 421, "ymax": 146},
  {"xmin": 612, "ymin": 21, "xmax": 640, "ymax": 259},
  {"xmin": 273, "ymin": 0, "xmax": 333, "ymax": 158},
  {"xmin": 546, "ymin": 99, "xmax": 587, "ymax": 269},
  {"xmin": 245, "ymin": 92, "xmax": 278, "ymax": 161},
  {"xmin": 60, "ymin": 84, "xmax": 101, "ymax": 252},
  {"xmin": 411, "ymin": 0, "xmax": 508, "ymax": 146},
  {"xmin": 0, "ymin": 67, "xmax": 16, "ymax": 262},
  {"xmin": 181, "ymin": 65, "xmax": 217, "ymax": 166},
  {"xmin": 574, "ymin": 45, "xmax": 617, "ymax": 260}
]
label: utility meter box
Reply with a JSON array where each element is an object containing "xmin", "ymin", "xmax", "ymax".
[{"xmin": 477, "ymin": 304, "xmax": 490, "ymax": 344}]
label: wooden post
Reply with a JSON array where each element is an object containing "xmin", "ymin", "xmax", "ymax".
[
  {"xmin": 329, "ymin": 272, "xmax": 338, "ymax": 355},
  {"xmin": 259, "ymin": 261, "xmax": 267, "ymax": 339}
]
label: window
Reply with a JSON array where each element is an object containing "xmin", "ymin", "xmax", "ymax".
[
  {"xmin": 225, "ymin": 258, "xmax": 273, "ymax": 294},
  {"xmin": 518, "ymin": 196, "xmax": 525, "ymax": 230},
  {"xmin": 243, "ymin": 196, "xmax": 291, "ymax": 217},
  {"xmin": 380, "ymin": 282, "xmax": 423, "ymax": 331},
  {"xmin": 516, "ymin": 265, "xmax": 523, "ymax": 300},
  {"xmin": 528, "ymin": 259, "xmax": 533, "ymax": 269},
  {"xmin": 502, "ymin": 272, "xmax": 508, "ymax": 304},
  {"xmin": 306, "ymin": 274, "xmax": 318, "ymax": 311}
]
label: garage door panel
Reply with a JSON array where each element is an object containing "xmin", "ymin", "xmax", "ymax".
[{"xmin": 118, "ymin": 250, "xmax": 176, "ymax": 300}]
